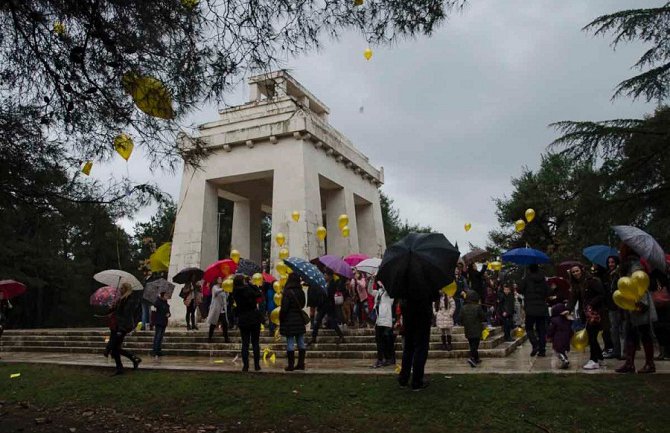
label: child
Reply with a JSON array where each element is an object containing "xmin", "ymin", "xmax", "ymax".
[
  {"xmin": 547, "ymin": 303, "xmax": 573, "ymax": 369},
  {"xmin": 500, "ymin": 283, "xmax": 515, "ymax": 342},
  {"xmin": 152, "ymin": 291, "xmax": 171, "ymax": 359},
  {"xmin": 461, "ymin": 290, "xmax": 485, "ymax": 368},
  {"xmin": 369, "ymin": 279, "xmax": 395, "ymax": 368},
  {"xmin": 434, "ymin": 291, "xmax": 456, "ymax": 350}
]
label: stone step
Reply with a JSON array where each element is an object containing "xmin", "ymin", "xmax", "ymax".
[{"xmin": 0, "ymin": 340, "xmax": 522, "ymax": 359}]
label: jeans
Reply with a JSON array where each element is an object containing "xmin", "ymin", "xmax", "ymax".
[
  {"xmin": 454, "ymin": 298, "xmax": 463, "ymax": 326},
  {"xmin": 375, "ymin": 326, "xmax": 395, "ymax": 362},
  {"xmin": 312, "ymin": 308, "xmax": 343, "ymax": 339},
  {"xmin": 110, "ymin": 330, "xmax": 136, "ymax": 372},
  {"xmin": 502, "ymin": 315, "xmax": 513, "ymax": 340},
  {"xmin": 609, "ymin": 310, "xmax": 623, "ymax": 357},
  {"xmin": 240, "ymin": 324, "xmax": 261, "ymax": 368},
  {"xmin": 286, "ymin": 334, "xmax": 306, "ymax": 351},
  {"xmin": 586, "ymin": 322, "xmax": 603, "ymax": 362},
  {"xmin": 185, "ymin": 300, "xmax": 196, "ymax": 328},
  {"xmin": 525, "ymin": 315, "xmax": 547, "ymax": 354},
  {"xmin": 152, "ymin": 325, "xmax": 166, "ymax": 355},
  {"xmin": 468, "ymin": 337, "xmax": 481, "ymax": 361},
  {"xmin": 141, "ymin": 303, "xmax": 150, "ymax": 329},
  {"xmin": 399, "ymin": 316, "xmax": 431, "ymax": 388}
]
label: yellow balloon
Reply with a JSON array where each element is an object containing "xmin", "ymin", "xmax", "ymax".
[
  {"xmin": 53, "ymin": 21, "xmax": 66, "ymax": 36},
  {"xmin": 136, "ymin": 322, "xmax": 143, "ymax": 332},
  {"xmin": 631, "ymin": 270, "xmax": 650, "ymax": 299},
  {"xmin": 316, "ymin": 226, "xmax": 327, "ymax": 241},
  {"xmin": 613, "ymin": 289, "xmax": 637, "ymax": 311},
  {"xmin": 525, "ymin": 208, "xmax": 536, "ymax": 223},
  {"xmin": 279, "ymin": 248, "xmax": 289, "ymax": 260},
  {"xmin": 341, "ymin": 226, "xmax": 350, "ymax": 238},
  {"xmin": 273, "ymin": 281, "xmax": 282, "ymax": 293},
  {"xmin": 274, "ymin": 292, "xmax": 282, "ymax": 307},
  {"xmin": 338, "ymin": 214, "xmax": 349, "ymax": 230},
  {"xmin": 149, "ymin": 242, "xmax": 171, "ymax": 272},
  {"xmin": 275, "ymin": 232, "xmax": 286, "ymax": 247},
  {"xmin": 571, "ymin": 329, "xmax": 589, "ymax": 351},
  {"xmin": 279, "ymin": 273, "xmax": 288, "ymax": 286},
  {"xmin": 442, "ymin": 282, "xmax": 457, "ymax": 297},
  {"xmin": 291, "ymin": 211, "xmax": 300, "ymax": 222},
  {"xmin": 617, "ymin": 277, "xmax": 638, "ymax": 301},
  {"xmin": 230, "ymin": 249, "xmax": 241, "ymax": 264},
  {"xmin": 513, "ymin": 327, "xmax": 525, "ymax": 339},
  {"xmin": 363, "ymin": 48, "xmax": 373, "ymax": 61},
  {"xmin": 354, "ymin": 0, "xmax": 364, "ymax": 5},
  {"xmin": 181, "ymin": 0, "xmax": 199, "ymax": 9},
  {"xmin": 114, "ymin": 133, "xmax": 134, "ymax": 161},
  {"xmin": 270, "ymin": 307, "xmax": 281, "ymax": 325},
  {"xmin": 82, "ymin": 161, "xmax": 93, "ymax": 176},
  {"xmin": 222, "ymin": 278, "xmax": 234, "ymax": 293},
  {"xmin": 464, "ymin": 223, "xmax": 472, "ymax": 232},
  {"xmin": 251, "ymin": 273, "xmax": 263, "ymax": 287},
  {"xmin": 515, "ymin": 219, "xmax": 526, "ymax": 233},
  {"xmin": 276, "ymin": 260, "xmax": 288, "ymax": 275},
  {"xmin": 488, "ymin": 261, "xmax": 502, "ymax": 271},
  {"xmin": 121, "ymin": 72, "xmax": 175, "ymax": 120},
  {"xmin": 481, "ymin": 328, "xmax": 490, "ymax": 341}
]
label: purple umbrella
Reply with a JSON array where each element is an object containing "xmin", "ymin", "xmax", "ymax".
[
  {"xmin": 318, "ymin": 255, "xmax": 354, "ymax": 279},
  {"xmin": 90, "ymin": 286, "xmax": 119, "ymax": 307}
]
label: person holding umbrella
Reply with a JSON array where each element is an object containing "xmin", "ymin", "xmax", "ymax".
[
  {"xmin": 308, "ymin": 270, "xmax": 345, "ymax": 345},
  {"xmin": 151, "ymin": 291, "xmax": 171, "ymax": 359},
  {"xmin": 568, "ymin": 265, "xmax": 606, "ymax": 370},
  {"xmin": 181, "ymin": 277, "xmax": 202, "ymax": 331},
  {"xmin": 280, "ymin": 272, "xmax": 308, "ymax": 371},
  {"xmin": 519, "ymin": 264, "xmax": 550, "ymax": 357},
  {"xmin": 110, "ymin": 283, "xmax": 142, "ymax": 376},
  {"xmin": 206, "ymin": 277, "xmax": 231, "ymax": 343},
  {"xmin": 232, "ymin": 274, "xmax": 262, "ymax": 372}
]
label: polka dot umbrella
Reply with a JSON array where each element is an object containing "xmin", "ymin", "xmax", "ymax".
[{"xmin": 283, "ymin": 257, "xmax": 327, "ymax": 293}]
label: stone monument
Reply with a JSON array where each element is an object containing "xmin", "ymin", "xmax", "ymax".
[{"xmin": 168, "ymin": 70, "xmax": 385, "ymax": 321}]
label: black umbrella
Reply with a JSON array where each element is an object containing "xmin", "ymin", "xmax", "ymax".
[
  {"xmin": 377, "ymin": 232, "xmax": 461, "ymax": 302},
  {"xmin": 172, "ymin": 267, "xmax": 204, "ymax": 284},
  {"xmin": 236, "ymin": 258, "xmax": 262, "ymax": 277}
]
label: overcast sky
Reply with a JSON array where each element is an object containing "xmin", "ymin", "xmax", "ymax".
[{"xmin": 97, "ymin": 0, "xmax": 657, "ymax": 253}]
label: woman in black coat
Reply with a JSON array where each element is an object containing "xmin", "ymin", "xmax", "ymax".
[
  {"xmin": 110, "ymin": 283, "xmax": 142, "ymax": 376},
  {"xmin": 232, "ymin": 275, "xmax": 262, "ymax": 372},
  {"xmin": 280, "ymin": 273, "xmax": 307, "ymax": 371},
  {"xmin": 568, "ymin": 265, "xmax": 606, "ymax": 370}
]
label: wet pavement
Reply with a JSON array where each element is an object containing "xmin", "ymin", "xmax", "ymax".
[{"xmin": 2, "ymin": 342, "xmax": 669, "ymax": 374}]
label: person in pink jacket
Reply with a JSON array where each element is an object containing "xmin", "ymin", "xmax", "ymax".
[{"xmin": 352, "ymin": 271, "xmax": 368, "ymax": 327}]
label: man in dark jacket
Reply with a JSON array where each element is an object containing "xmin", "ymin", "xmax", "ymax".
[
  {"xmin": 519, "ymin": 264, "xmax": 550, "ymax": 357},
  {"xmin": 499, "ymin": 283, "xmax": 515, "ymax": 342},
  {"xmin": 308, "ymin": 270, "xmax": 344, "ymax": 345},
  {"xmin": 151, "ymin": 291, "xmax": 171, "ymax": 358}
]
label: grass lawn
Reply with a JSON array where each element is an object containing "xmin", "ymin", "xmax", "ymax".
[{"xmin": 0, "ymin": 363, "xmax": 667, "ymax": 433}]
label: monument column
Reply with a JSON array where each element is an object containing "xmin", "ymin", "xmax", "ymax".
[{"xmin": 324, "ymin": 187, "xmax": 359, "ymax": 256}]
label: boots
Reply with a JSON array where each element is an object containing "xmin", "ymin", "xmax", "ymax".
[
  {"xmin": 639, "ymin": 340, "xmax": 656, "ymax": 374},
  {"xmin": 441, "ymin": 335, "xmax": 447, "ymax": 350},
  {"xmin": 615, "ymin": 343, "xmax": 636, "ymax": 374},
  {"xmin": 285, "ymin": 351, "xmax": 295, "ymax": 372},
  {"xmin": 295, "ymin": 349, "xmax": 306, "ymax": 371},
  {"xmin": 446, "ymin": 335, "xmax": 453, "ymax": 351},
  {"xmin": 131, "ymin": 355, "xmax": 142, "ymax": 370}
]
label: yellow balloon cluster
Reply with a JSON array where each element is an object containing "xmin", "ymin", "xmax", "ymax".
[
  {"xmin": 338, "ymin": 214, "xmax": 349, "ymax": 230},
  {"xmin": 316, "ymin": 226, "xmax": 327, "ymax": 241},
  {"xmin": 230, "ymin": 249, "xmax": 241, "ymax": 264},
  {"xmin": 82, "ymin": 161, "xmax": 93, "ymax": 176},
  {"xmin": 613, "ymin": 271, "xmax": 650, "ymax": 311},
  {"xmin": 121, "ymin": 72, "xmax": 175, "ymax": 120},
  {"xmin": 114, "ymin": 133, "xmax": 134, "ymax": 161},
  {"xmin": 464, "ymin": 223, "xmax": 472, "ymax": 232},
  {"xmin": 291, "ymin": 211, "xmax": 300, "ymax": 222},
  {"xmin": 251, "ymin": 273, "xmax": 263, "ymax": 287},
  {"xmin": 275, "ymin": 232, "xmax": 286, "ymax": 247},
  {"xmin": 571, "ymin": 329, "xmax": 588, "ymax": 351},
  {"xmin": 222, "ymin": 278, "xmax": 234, "ymax": 293}
]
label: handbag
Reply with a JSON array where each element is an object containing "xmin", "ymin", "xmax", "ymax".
[
  {"xmin": 652, "ymin": 287, "xmax": 670, "ymax": 309},
  {"xmin": 334, "ymin": 291, "xmax": 344, "ymax": 306},
  {"xmin": 288, "ymin": 289, "xmax": 311, "ymax": 325}
]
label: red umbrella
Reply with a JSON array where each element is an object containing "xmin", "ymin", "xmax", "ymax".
[
  {"xmin": 0, "ymin": 280, "xmax": 27, "ymax": 299},
  {"xmin": 262, "ymin": 272, "xmax": 276, "ymax": 284},
  {"xmin": 344, "ymin": 253, "xmax": 369, "ymax": 267},
  {"xmin": 203, "ymin": 259, "xmax": 237, "ymax": 283}
]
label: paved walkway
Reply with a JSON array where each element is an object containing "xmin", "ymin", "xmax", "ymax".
[{"xmin": 2, "ymin": 343, "xmax": 669, "ymax": 374}]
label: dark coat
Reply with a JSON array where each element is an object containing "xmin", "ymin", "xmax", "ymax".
[
  {"xmin": 233, "ymin": 284, "xmax": 262, "ymax": 328},
  {"xmin": 114, "ymin": 294, "xmax": 138, "ymax": 333},
  {"xmin": 306, "ymin": 284, "xmax": 324, "ymax": 308},
  {"xmin": 519, "ymin": 271, "xmax": 550, "ymax": 317},
  {"xmin": 603, "ymin": 268, "xmax": 620, "ymax": 311},
  {"xmin": 467, "ymin": 267, "xmax": 486, "ymax": 300},
  {"xmin": 280, "ymin": 281, "xmax": 307, "ymax": 337},
  {"xmin": 153, "ymin": 298, "xmax": 170, "ymax": 327},
  {"xmin": 547, "ymin": 303, "xmax": 573, "ymax": 354},
  {"xmin": 500, "ymin": 291, "xmax": 515, "ymax": 316},
  {"xmin": 568, "ymin": 275, "xmax": 605, "ymax": 319},
  {"xmin": 461, "ymin": 291, "xmax": 485, "ymax": 339}
]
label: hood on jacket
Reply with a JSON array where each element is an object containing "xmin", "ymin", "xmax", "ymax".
[{"xmin": 551, "ymin": 303, "xmax": 568, "ymax": 317}]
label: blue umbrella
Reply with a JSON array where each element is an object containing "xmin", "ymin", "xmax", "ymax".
[
  {"xmin": 582, "ymin": 245, "xmax": 618, "ymax": 268},
  {"xmin": 283, "ymin": 257, "xmax": 327, "ymax": 292},
  {"xmin": 502, "ymin": 248, "xmax": 550, "ymax": 265}
]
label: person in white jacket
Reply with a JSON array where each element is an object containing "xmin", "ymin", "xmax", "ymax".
[
  {"xmin": 434, "ymin": 292, "xmax": 456, "ymax": 350},
  {"xmin": 369, "ymin": 278, "xmax": 396, "ymax": 368},
  {"xmin": 206, "ymin": 277, "xmax": 230, "ymax": 343}
]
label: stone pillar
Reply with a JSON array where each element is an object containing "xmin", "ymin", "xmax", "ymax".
[
  {"xmin": 249, "ymin": 200, "xmax": 263, "ymax": 264},
  {"xmin": 231, "ymin": 199, "xmax": 251, "ymax": 258},
  {"xmin": 355, "ymin": 202, "xmax": 377, "ymax": 257},
  {"xmin": 324, "ymin": 188, "xmax": 359, "ymax": 256},
  {"xmin": 168, "ymin": 176, "xmax": 218, "ymax": 324}
]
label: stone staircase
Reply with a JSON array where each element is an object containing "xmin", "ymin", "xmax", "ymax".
[{"xmin": 0, "ymin": 326, "xmax": 524, "ymax": 359}]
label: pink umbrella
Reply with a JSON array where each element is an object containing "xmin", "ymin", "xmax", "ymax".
[
  {"xmin": 90, "ymin": 286, "xmax": 119, "ymax": 307},
  {"xmin": 0, "ymin": 280, "xmax": 27, "ymax": 299},
  {"xmin": 344, "ymin": 254, "xmax": 369, "ymax": 267}
]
